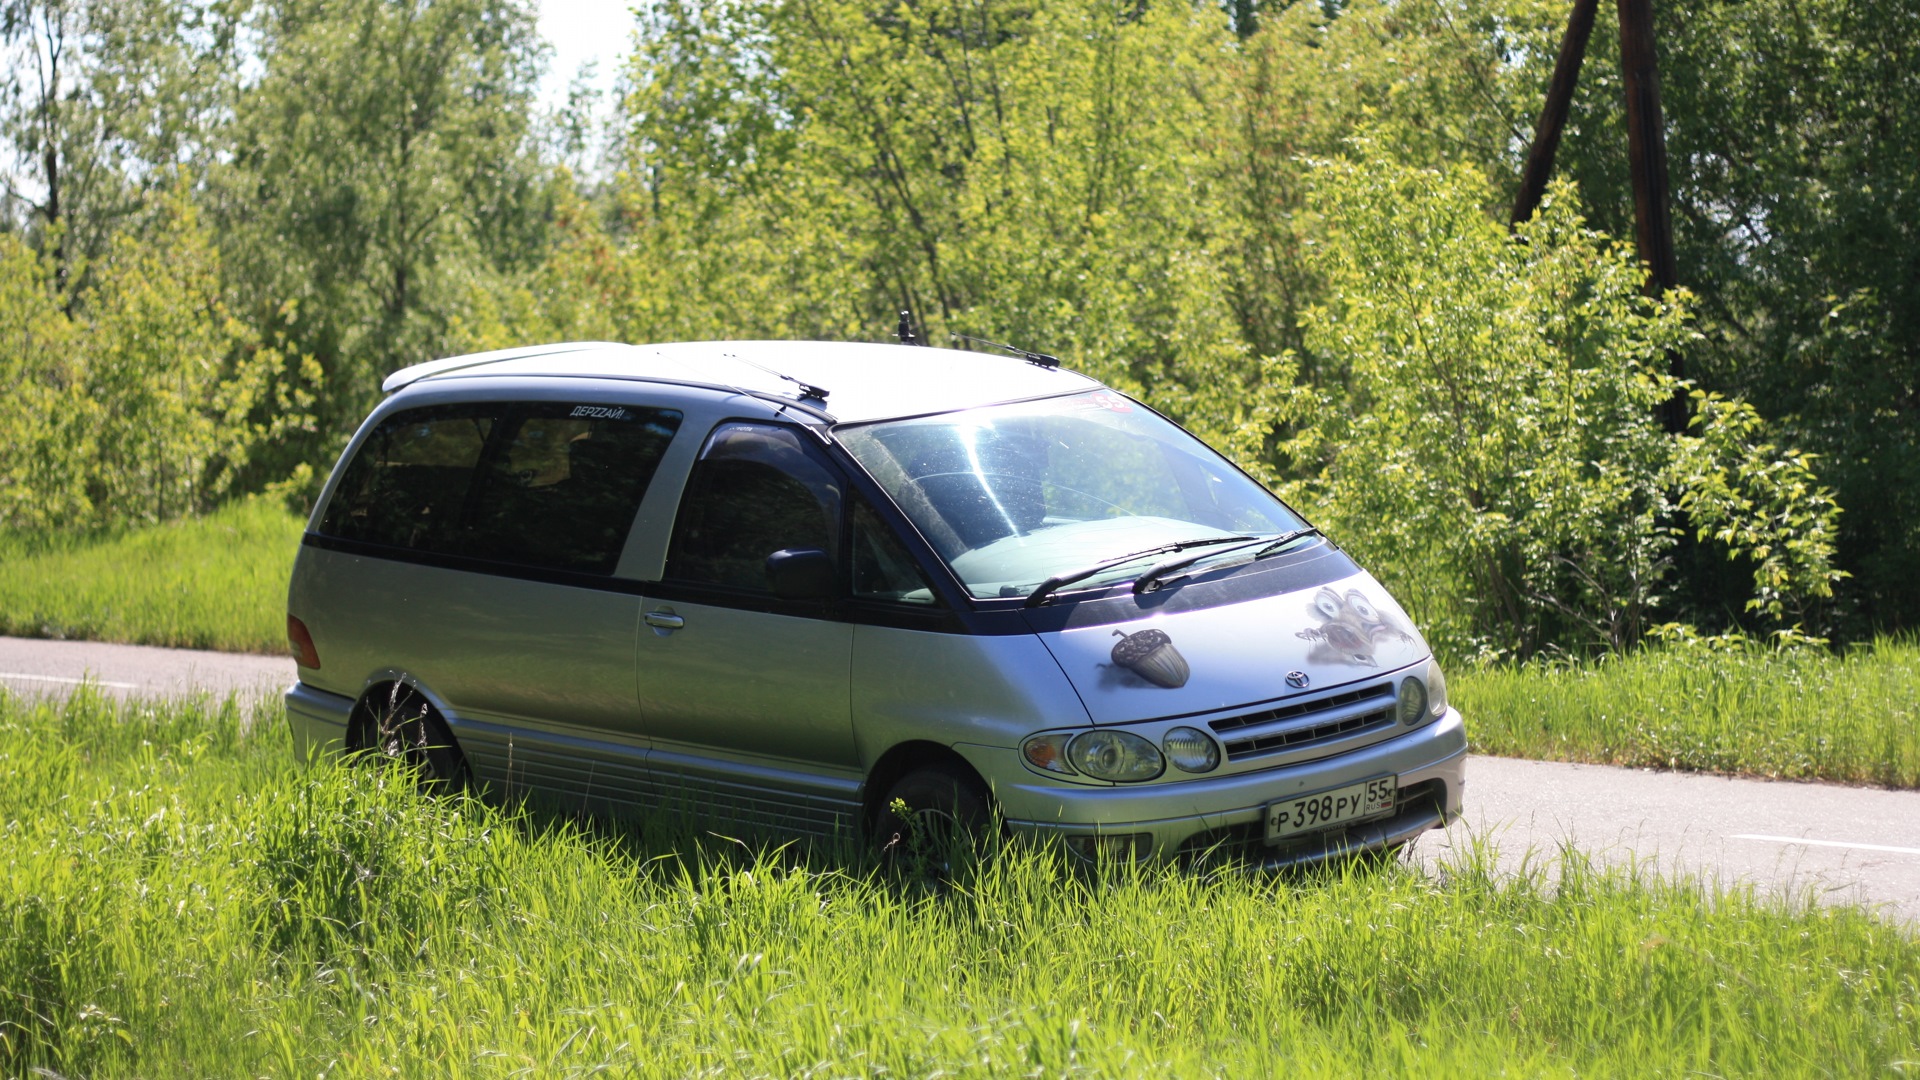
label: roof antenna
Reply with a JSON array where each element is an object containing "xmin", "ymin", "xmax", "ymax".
[
  {"xmin": 896, "ymin": 310, "xmax": 925, "ymax": 346},
  {"xmin": 950, "ymin": 332, "xmax": 1061, "ymax": 369},
  {"xmin": 728, "ymin": 354, "xmax": 829, "ymax": 402}
]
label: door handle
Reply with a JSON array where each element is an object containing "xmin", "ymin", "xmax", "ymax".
[{"xmin": 644, "ymin": 610, "xmax": 685, "ymax": 631}]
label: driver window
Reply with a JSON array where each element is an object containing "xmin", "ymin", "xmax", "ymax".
[{"xmin": 665, "ymin": 423, "xmax": 843, "ymax": 593}]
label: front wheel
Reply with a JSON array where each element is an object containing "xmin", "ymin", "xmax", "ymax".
[{"xmin": 873, "ymin": 763, "xmax": 992, "ymax": 870}]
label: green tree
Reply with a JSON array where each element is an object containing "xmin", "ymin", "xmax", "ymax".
[
  {"xmin": 1548, "ymin": 0, "xmax": 1920, "ymax": 636},
  {"xmin": 1224, "ymin": 0, "xmax": 1564, "ymax": 380},
  {"xmin": 0, "ymin": 184, "xmax": 289, "ymax": 530},
  {"xmin": 0, "ymin": 0, "xmax": 239, "ymax": 303},
  {"xmin": 1293, "ymin": 152, "xmax": 1841, "ymax": 658},
  {"xmin": 216, "ymin": 0, "xmax": 549, "ymax": 480},
  {"xmin": 0, "ymin": 228, "xmax": 86, "ymax": 525},
  {"xmin": 606, "ymin": 0, "xmax": 1287, "ymax": 459}
]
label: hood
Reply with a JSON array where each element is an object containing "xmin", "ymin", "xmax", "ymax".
[{"xmin": 1032, "ymin": 570, "xmax": 1430, "ymax": 725}]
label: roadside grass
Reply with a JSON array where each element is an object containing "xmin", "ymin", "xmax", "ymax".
[
  {"xmin": 0, "ymin": 497, "xmax": 300, "ymax": 653},
  {"xmin": 1455, "ymin": 640, "xmax": 1920, "ymax": 787},
  {"xmin": 4, "ymin": 691, "xmax": 1915, "ymax": 1077}
]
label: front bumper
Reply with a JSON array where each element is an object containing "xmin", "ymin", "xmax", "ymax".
[{"xmin": 957, "ymin": 707, "xmax": 1467, "ymax": 867}]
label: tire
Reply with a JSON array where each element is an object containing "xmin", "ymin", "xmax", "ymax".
[
  {"xmin": 359, "ymin": 682, "xmax": 471, "ymax": 792},
  {"xmin": 873, "ymin": 763, "xmax": 992, "ymax": 869}
]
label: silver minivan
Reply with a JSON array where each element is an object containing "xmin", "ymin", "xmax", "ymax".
[{"xmin": 285, "ymin": 340, "xmax": 1466, "ymax": 867}]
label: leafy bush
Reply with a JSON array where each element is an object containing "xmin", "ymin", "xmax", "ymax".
[
  {"xmin": 0, "ymin": 188, "xmax": 299, "ymax": 530},
  {"xmin": 1288, "ymin": 151, "xmax": 1843, "ymax": 659}
]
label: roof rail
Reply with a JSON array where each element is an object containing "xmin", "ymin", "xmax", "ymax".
[{"xmin": 380, "ymin": 341, "xmax": 628, "ymax": 393}]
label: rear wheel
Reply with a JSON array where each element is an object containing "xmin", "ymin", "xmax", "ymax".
[
  {"xmin": 357, "ymin": 682, "xmax": 470, "ymax": 792},
  {"xmin": 873, "ymin": 763, "xmax": 992, "ymax": 870}
]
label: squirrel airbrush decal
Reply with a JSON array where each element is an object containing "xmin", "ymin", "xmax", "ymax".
[{"xmin": 1296, "ymin": 587, "xmax": 1415, "ymax": 667}]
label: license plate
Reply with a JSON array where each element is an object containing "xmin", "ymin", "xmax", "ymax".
[{"xmin": 1266, "ymin": 777, "xmax": 1396, "ymax": 842}]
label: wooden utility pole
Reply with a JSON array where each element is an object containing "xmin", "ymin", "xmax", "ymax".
[
  {"xmin": 1615, "ymin": 0, "xmax": 1687, "ymax": 432},
  {"xmin": 1513, "ymin": 0, "xmax": 1688, "ymax": 433},
  {"xmin": 1511, "ymin": 0, "xmax": 1599, "ymax": 228}
]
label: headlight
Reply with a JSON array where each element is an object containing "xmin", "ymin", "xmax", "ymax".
[
  {"xmin": 1067, "ymin": 729, "xmax": 1165, "ymax": 782},
  {"xmin": 1398, "ymin": 675, "xmax": 1428, "ymax": 726},
  {"xmin": 1162, "ymin": 726, "xmax": 1221, "ymax": 773},
  {"xmin": 1427, "ymin": 658, "xmax": 1449, "ymax": 719}
]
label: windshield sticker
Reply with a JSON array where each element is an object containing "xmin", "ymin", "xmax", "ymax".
[
  {"xmin": 569, "ymin": 405, "xmax": 632, "ymax": 420},
  {"xmin": 1297, "ymin": 587, "xmax": 1415, "ymax": 667},
  {"xmin": 1109, "ymin": 628, "xmax": 1190, "ymax": 688},
  {"xmin": 1084, "ymin": 392, "xmax": 1134, "ymax": 413}
]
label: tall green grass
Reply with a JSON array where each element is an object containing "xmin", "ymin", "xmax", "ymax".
[
  {"xmin": 0, "ymin": 497, "xmax": 300, "ymax": 653},
  {"xmin": 1455, "ymin": 641, "xmax": 1920, "ymax": 786},
  {"xmin": 3, "ymin": 689, "xmax": 1915, "ymax": 1077}
]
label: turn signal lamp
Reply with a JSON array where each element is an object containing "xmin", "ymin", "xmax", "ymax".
[{"xmin": 1022, "ymin": 733, "xmax": 1075, "ymax": 775}]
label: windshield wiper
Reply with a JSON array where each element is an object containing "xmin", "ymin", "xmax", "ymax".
[
  {"xmin": 1022, "ymin": 535, "xmax": 1259, "ymax": 608},
  {"xmin": 1132, "ymin": 527, "xmax": 1321, "ymax": 595},
  {"xmin": 1252, "ymin": 526, "xmax": 1321, "ymax": 559}
]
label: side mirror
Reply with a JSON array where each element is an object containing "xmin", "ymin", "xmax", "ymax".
[{"xmin": 765, "ymin": 547, "xmax": 835, "ymax": 602}]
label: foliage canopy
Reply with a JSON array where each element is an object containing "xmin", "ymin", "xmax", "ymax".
[{"xmin": 0, "ymin": 0, "xmax": 1907, "ymax": 653}]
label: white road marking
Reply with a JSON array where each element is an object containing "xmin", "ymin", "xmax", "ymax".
[
  {"xmin": 0, "ymin": 671, "xmax": 139, "ymax": 689},
  {"xmin": 1733, "ymin": 834, "xmax": 1920, "ymax": 857}
]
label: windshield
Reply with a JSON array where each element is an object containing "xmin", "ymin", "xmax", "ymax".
[{"xmin": 837, "ymin": 390, "xmax": 1308, "ymax": 599}]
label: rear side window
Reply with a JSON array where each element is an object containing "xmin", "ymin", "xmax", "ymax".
[
  {"xmin": 321, "ymin": 405, "xmax": 496, "ymax": 554},
  {"xmin": 463, "ymin": 404, "xmax": 681, "ymax": 573},
  {"xmin": 321, "ymin": 402, "xmax": 682, "ymax": 575}
]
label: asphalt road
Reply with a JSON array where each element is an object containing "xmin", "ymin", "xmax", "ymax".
[
  {"xmin": 1430, "ymin": 757, "xmax": 1920, "ymax": 924},
  {"xmin": 6, "ymin": 634, "xmax": 1917, "ymax": 923},
  {"xmin": 0, "ymin": 634, "xmax": 292, "ymax": 702}
]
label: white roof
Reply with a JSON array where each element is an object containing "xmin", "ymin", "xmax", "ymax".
[{"xmin": 384, "ymin": 340, "xmax": 1102, "ymax": 424}]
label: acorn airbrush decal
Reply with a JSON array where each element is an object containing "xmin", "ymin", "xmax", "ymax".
[
  {"xmin": 1110, "ymin": 628, "xmax": 1190, "ymax": 688},
  {"xmin": 1296, "ymin": 587, "xmax": 1415, "ymax": 667}
]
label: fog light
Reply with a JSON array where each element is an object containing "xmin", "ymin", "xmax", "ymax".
[
  {"xmin": 1163, "ymin": 726, "xmax": 1221, "ymax": 773},
  {"xmin": 1398, "ymin": 676, "xmax": 1428, "ymax": 725},
  {"xmin": 1064, "ymin": 833, "xmax": 1153, "ymax": 862}
]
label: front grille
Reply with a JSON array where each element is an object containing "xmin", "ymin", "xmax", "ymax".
[{"xmin": 1207, "ymin": 681, "xmax": 1399, "ymax": 762}]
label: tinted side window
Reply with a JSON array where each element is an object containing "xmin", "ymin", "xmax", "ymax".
[
  {"xmin": 321, "ymin": 405, "xmax": 497, "ymax": 553},
  {"xmin": 666, "ymin": 423, "xmax": 843, "ymax": 592},
  {"xmin": 465, "ymin": 404, "xmax": 683, "ymax": 574},
  {"xmin": 320, "ymin": 401, "xmax": 681, "ymax": 575}
]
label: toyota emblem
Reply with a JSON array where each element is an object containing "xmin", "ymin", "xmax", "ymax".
[{"xmin": 1285, "ymin": 670, "xmax": 1310, "ymax": 689}]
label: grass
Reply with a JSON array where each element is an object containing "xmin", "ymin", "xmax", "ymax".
[
  {"xmin": 0, "ymin": 497, "xmax": 301, "ymax": 653},
  {"xmin": 3, "ymin": 689, "xmax": 1916, "ymax": 1077},
  {"xmin": 1455, "ymin": 640, "xmax": 1920, "ymax": 787}
]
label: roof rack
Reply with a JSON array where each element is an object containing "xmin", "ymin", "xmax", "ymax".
[{"xmin": 380, "ymin": 341, "xmax": 627, "ymax": 393}]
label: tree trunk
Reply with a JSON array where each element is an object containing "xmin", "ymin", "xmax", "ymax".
[{"xmin": 1511, "ymin": 0, "xmax": 1599, "ymax": 228}]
